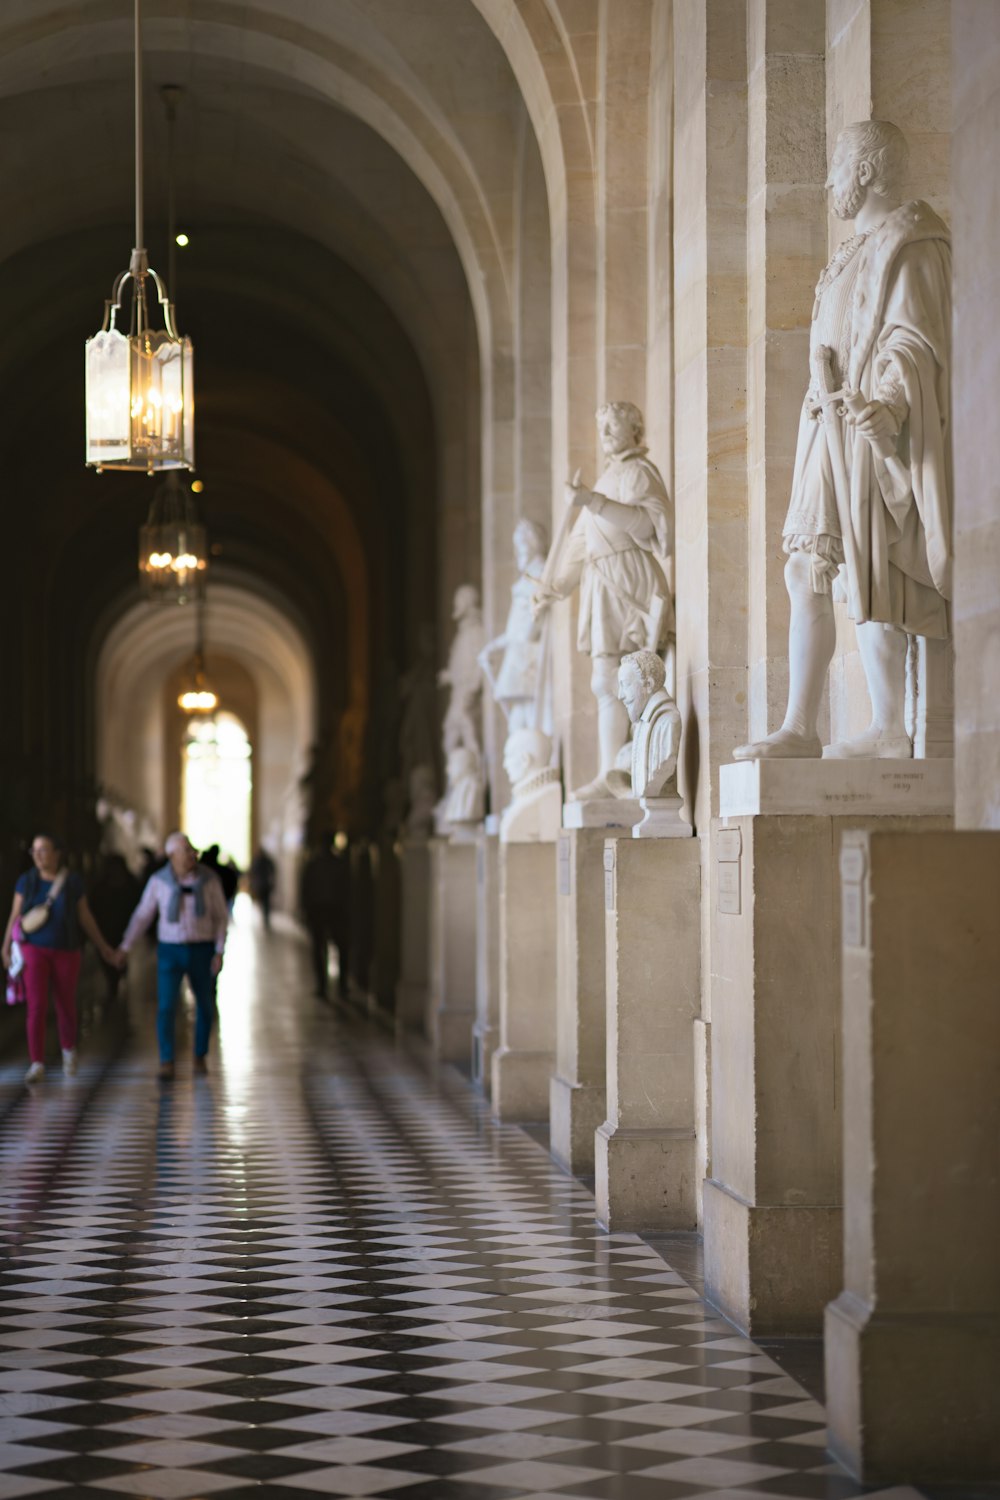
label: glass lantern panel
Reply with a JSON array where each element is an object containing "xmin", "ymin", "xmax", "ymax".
[
  {"xmin": 181, "ymin": 336, "xmax": 195, "ymax": 469},
  {"xmin": 129, "ymin": 333, "xmax": 165, "ymax": 466},
  {"xmin": 86, "ymin": 329, "xmax": 131, "ymax": 463},
  {"xmin": 155, "ymin": 337, "xmax": 186, "ymax": 464}
]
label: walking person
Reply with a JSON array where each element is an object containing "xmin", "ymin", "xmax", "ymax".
[
  {"xmin": 117, "ymin": 832, "xmax": 228, "ymax": 1081},
  {"xmin": 1, "ymin": 834, "xmax": 120, "ymax": 1084}
]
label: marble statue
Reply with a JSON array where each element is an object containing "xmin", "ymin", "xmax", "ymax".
[
  {"xmin": 498, "ymin": 727, "xmax": 562, "ymax": 843},
  {"xmin": 479, "ymin": 520, "xmax": 549, "ymax": 733},
  {"xmin": 439, "ymin": 585, "xmax": 486, "ymax": 757},
  {"xmin": 608, "ymin": 649, "xmax": 688, "ymax": 837},
  {"xmin": 533, "ymin": 402, "xmax": 672, "ymax": 801},
  {"xmin": 734, "ymin": 120, "xmax": 952, "ymax": 763},
  {"xmin": 436, "ymin": 745, "xmax": 485, "ymax": 835}
]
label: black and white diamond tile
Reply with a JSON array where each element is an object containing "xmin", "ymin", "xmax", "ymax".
[{"xmin": 0, "ymin": 911, "xmax": 932, "ymax": 1499}]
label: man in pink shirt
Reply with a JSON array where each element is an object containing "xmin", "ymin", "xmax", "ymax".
[{"xmin": 118, "ymin": 832, "xmax": 228, "ymax": 1081}]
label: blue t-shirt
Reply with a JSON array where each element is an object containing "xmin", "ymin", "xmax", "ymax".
[{"xmin": 16, "ymin": 870, "xmax": 85, "ymax": 950}]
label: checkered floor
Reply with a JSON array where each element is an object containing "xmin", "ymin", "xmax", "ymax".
[{"xmin": 0, "ymin": 903, "xmax": 929, "ymax": 1499}]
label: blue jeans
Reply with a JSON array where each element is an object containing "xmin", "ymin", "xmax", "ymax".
[{"xmin": 156, "ymin": 942, "xmax": 216, "ymax": 1062}]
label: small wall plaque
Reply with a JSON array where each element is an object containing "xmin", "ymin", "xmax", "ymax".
[
  {"xmin": 604, "ymin": 845, "xmax": 616, "ymax": 913},
  {"xmin": 840, "ymin": 840, "xmax": 869, "ymax": 950},
  {"xmin": 717, "ymin": 824, "xmax": 742, "ymax": 915},
  {"xmin": 557, "ymin": 833, "xmax": 572, "ymax": 896}
]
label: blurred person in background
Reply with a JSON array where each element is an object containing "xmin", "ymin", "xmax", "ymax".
[
  {"xmin": 2, "ymin": 834, "xmax": 120, "ymax": 1084},
  {"xmin": 117, "ymin": 832, "xmax": 228, "ymax": 1082},
  {"xmin": 300, "ymin": 832, "xmax": 350, "ymax": 1000},
  {"xmin": 249, "ymin": 846, "xmax": 277, "ymax": 930}
]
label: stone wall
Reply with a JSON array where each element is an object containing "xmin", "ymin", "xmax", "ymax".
[{"xmin": 952, "ymin": 0, "xmax": 1000, "ymax": 830}]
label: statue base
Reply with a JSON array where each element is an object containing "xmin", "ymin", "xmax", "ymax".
[
  {"xmin": 720, "ymin": 757, "xmax": 953, "ymax": 819},
  {"xmin": 633, "ymin": 794, "xmax": 693, "ymax": 839},
  {"xmin": 562, "ymin": 796, "xmax": 642, "ymax": 831}
]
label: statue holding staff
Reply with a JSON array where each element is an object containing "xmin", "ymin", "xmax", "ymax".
[{"xmin": 734, "ymin": 120, "xmax": 952, "ymax": 762}]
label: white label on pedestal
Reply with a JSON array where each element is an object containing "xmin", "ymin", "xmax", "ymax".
[
  {"xmin": 604, "ymin": 846, "xmax": 616, "ymax": 913},
  {"xmin": 840, "ymin": 842, "xmax": 869, "ymax": 950},
  {"xmin": 717, "ymin": 827, "xmax": 741, "ymax": 862},
  {"xmin": 558, "ymin": 833, "xmax": 572, "ymax": 896},
  {"xmin": 477, "ymin": 841, "xmax": 485, "ymax": 883},
  {"xmin": 718, "ymin": 862, "xmax": 741, "ymax": 915}
]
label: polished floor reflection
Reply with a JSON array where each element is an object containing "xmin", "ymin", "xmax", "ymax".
[{"xmin": 0, "ymin": 903, "xmax": 924, "ymax": 1499}]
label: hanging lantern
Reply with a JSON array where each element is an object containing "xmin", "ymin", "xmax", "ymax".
[
  {"xmin": 178, "ymin": 652, "xmax": 218, "ymax": 714},
  {"xmin": 85, "ymin": 1, "xmax": 194, "ymax": 474},
  {"xmin": 178, "ymin": 597, "xmax": 218, "ymax": 713},
  {"xmin": 139, "ymin": 471, "xmax": 207, "ymax": 603}
]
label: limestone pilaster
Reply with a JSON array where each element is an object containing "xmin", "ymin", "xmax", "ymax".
[
  {"xmin": 427, "ymin": 836, "xmax": 478, "ymax": 1062},
  {"xmin": 473, "ymin": 830, "xmax": 501, "ymax": 1095},
  {"xmin": 396, "ymin": 840, "xmax": 430, "ymax": 1033},
  {"xmin": 491, "ymin": 840, "xmax": 557, "ymax": 1122},
  {"xmin": 550, "ymin": 827, "xmax": 610, "ymax": 1173},
  {"xmin": 596, "ymin": 837, "xmax": 701, "ymax": 1232},
  {"xmin": 746, "ymin": 0, "xmax": 826, "ymax": 745},
  {"xmin": 825, "ymin": 830, "xmax": 1000, "ymax": 1482}
]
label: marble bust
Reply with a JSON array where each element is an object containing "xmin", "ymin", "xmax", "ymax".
[
  {"xmin": 436, "ymin": 745, "xmax": 484, "ymax": 836},
  {"xmin": 498, "ymin": 727, "xmax": 561, "ymax": 844},
  {"xmin": 480, "ymin": 520, "xmax": 549, "ymax": 733},
  {"xmin": 734, "ymin": 120, "xmax": 952, "ymax": 763},
  {"xmin": 439, "ymin": 584, "xmax": 487, "ymax": 756},
  {"xmin": 533, "ymin": 402, "xmax": 672, "ymax": 802},
  {"xmin": 609, "ymin": 650, "xmax": 689, "ymax": 838}
]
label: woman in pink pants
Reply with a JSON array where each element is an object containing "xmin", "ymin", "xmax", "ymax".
[{"xmin": 2, "ymin": 834, "xmax": 118, "ymax": 1084}]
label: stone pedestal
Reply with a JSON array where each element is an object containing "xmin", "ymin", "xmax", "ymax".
[
  {"xmin": 395, "ymin": 839, "xmax": 430, "ymax": 1033},
  {"xmin": 472, "ymin": 831, "xmax": 500, "ymax": 1095},
  {"xmin": 825, "ymin": 831, "xmax": 1000, "ymax": 1484},
  {"xmin": 596, "ymin": 837, "xmax": 701, "ymax": 1231},
  {"xmin": 704, "ymin": 763, "xmax": 952, "ymax": 1337},
  {"xmin": 550, "ymin": 804, "xmax": 640, "ymax": 1173},
  {"xmin": 491, "ymin": 840, "xmax": 557, "ymax": 1121},
  {"xmin": 427, "ymin": 836, "xmax": 477, "ymax": 1062}
]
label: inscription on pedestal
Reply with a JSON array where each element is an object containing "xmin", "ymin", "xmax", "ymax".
[
  {"xmin": 557, "ymin": 833, "xmax": 572, "ymax": 896},
  {"xmin": 604, "ymin": 846, "xmax": 616, "ymax": 913},
  {"xmin": 840, "ymin": 841, "xmax": 869, "ymax": 950},
  {"xmin": 717, "ymin": 827, "xmax": 742, "ymax": 916}
]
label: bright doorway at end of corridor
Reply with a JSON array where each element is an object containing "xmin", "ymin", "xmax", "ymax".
[{"xmin": 182, "ymin": 711, "xmax": 252, "ymax": 868}]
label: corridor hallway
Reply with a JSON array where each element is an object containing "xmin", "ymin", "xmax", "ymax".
[{"xmin": 0, "ymin": 908, "xmax": 923, "ymax": 1500}]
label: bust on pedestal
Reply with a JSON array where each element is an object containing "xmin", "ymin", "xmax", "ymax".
[
  {"xmin": 608, "ymin": 650, "xmax": 690, "ymax": 838},
  {"xmin": 436, "ymin": 746, "xmax": 485, "ymax": 839},
  {"xmin": 499, "ymin": 729, "xmax": 561, "ymax": 844}
]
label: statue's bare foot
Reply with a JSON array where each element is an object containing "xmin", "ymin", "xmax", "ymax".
[
  {"xmin": 568, "ymin": 773, "xmax": 614, "ymax": 802},
  {"xmin": 823, "ymin": 729, "xmax": 912, "ymax": 760},
  {"xmin": 732, "ymin": 730, "xmax": 822, "ymax": 761}
]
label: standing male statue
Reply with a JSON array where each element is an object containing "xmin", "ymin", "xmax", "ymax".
[
  {"xmin": 439, "ymin": 584, "xmax": 486, "ymax": 756},
  {"xmin": 479, "ymin": 520, "xmax": 549, "ymax": 735},
  {"xmin": 534, "ymin": 402, "xmax": 672, "ymax": 800},
  {"xmin": 735, "ymin": 120, "xmax": 951, "ymax": 762}
]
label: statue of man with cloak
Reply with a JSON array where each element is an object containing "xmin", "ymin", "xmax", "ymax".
[
  {"xmin": 735, "ymin": 120, "xmax": 951, "ymax": 761},
  {"xmin": 534, "ymin": 401, "xmax": 672, "ymax": 800}
]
